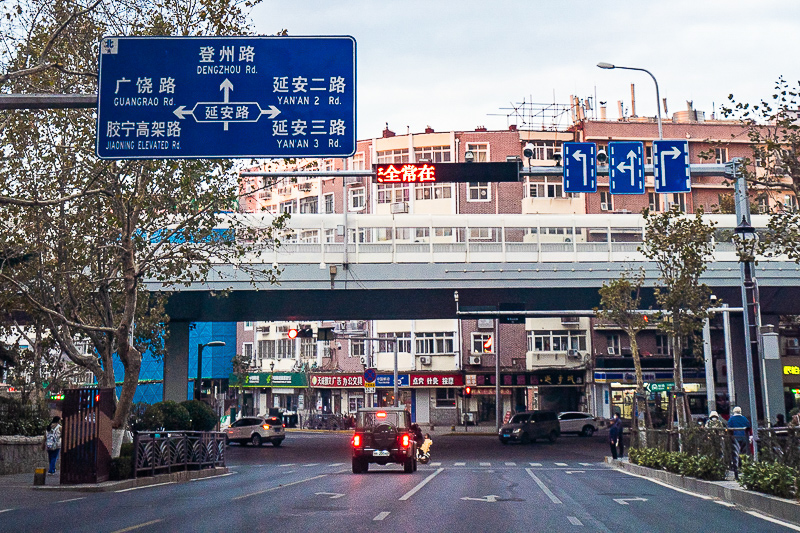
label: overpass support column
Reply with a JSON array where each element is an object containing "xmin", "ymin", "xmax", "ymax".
[{"xmin": 163, "ymin": 321, "xmax": 190, "ymax": 402}]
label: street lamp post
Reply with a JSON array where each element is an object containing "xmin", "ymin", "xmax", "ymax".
[
  {"xmin": 597, "ymin": 62, "xmax": 663, "ymax": 139},
  {"xmin": 196, "ymin": 340, "xmax": 226, "ymax": 401}
]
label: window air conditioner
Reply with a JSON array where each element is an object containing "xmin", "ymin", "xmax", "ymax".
[
  {"xmin": 567, "ymin": 349, "xmax": 580, "ymax": 358},
  {"xmin": 419, "ymin": 356, "xmax": 432, "ymax": 365},
  {"xmin": 607, "ymin": 347, "xmax": 616, "ymax": 355},
  {"xmin": 469, "ymin": 355, "xmax": 482, "ymax": 365},
  {"xmin": 360, "ymin": 356, "xmax": 368, "ymax": 366},
  {"xmin": 390, "ymin": 201, "xmax": 409, "ymax": 214},
  {"xmin": 600, "ymin": 202, "xmax": 609, "ymax": 211}
]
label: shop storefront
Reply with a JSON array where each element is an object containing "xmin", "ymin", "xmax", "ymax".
[
  {"xmin": 783, "ymin": 358, "xmax": 800, "ymax": 415},
  {"xmin": 232, "ymin": 371, "xmax": 308, "ymax": 418},
  {"xmin": 309, "ymin": 373, "xmax": 367, "ymax": 415}
]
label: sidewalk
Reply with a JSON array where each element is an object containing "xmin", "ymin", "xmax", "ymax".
[
  {"xmin": 0, "ymin": 467, "xmax": 229, "ymax": 492},
  {"xmin": 608, "ymin": 457, "xmax": 800, "ymax": 527}
]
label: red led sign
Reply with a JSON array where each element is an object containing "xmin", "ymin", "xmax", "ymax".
[{"xmin": 373, "ymin": 162, "xmax": 520, "ymax": 184}]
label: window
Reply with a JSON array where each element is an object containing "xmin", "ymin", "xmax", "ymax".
[
  {"xmin": 434, "ymin": 227, "xmax": 453, "ymax": 238},
  {"xmin": 299, "ymin": 196, "xmax": 318, "ymax": 214},
  {"xmin": 528, "ymin": 330, "xmax": 587, "ymax": 352},
  {"xmin": 414, "ymin": 146, "xmax": 451, "ymax": 163},
  {"xmin": 600, "ymin": 191, "xmax": 612, "ymax": 211},
  {"xmin": 351, "ymin": 152, "xmax": 366, "ymax": 170},
  {"xmin": 378, "ymin": 332, "xmax": 412, "ymax": 353},
  {"xmin": 606, "ymin": 334, "xmax": 621, "ymax": 355},
  {"xmin": 351, "ymin": 339, "xmax": 366, "ymax": 359},
  {"xmin": 471, "ymin": 332, "xmax": 494, "ymax": 354},
  {"xmin": 258, "ymin": 339, "xmax": 295, "ymax": 360},
  {"xmin": 645, "ymin": 144, "xmax": 653, "ymax": 165},
  {"xmin": 376, "ymin": 149, "xmax": 409, "ymax": 164},
  {"xmin": 324, "ymin": 193, "xmax": 334, "ymax": 214},
  {"xmin": 466, "ymin": 143, "xmax": 489, "ymax": 162},
  {"xmin": 415, "ymin": 332, "xmax": 455, "ymax": 355},
  {"xmin": 468, "ymin": 227, "xmax": 492, "ymax": 240},
  {"xmin": 666, "ymin": 193, "xmax": 686, "ymax": 212},
  {"xmin": 525, "ymin": 141, "xmax": 557, "ymax": 161},
  {"xmin": 349, "ymin": 187, "xmax": 365, "ymax": 211},
  {"xmin": 244, "ymin": 322, "xmax": 253, "ymax": 330},
  {"xmin": 377, "ymin": 183, "xmax": 410, "ymax": 204},
  {"xmin": 280, "ymin": 200, "xmax": 295, "ymax": 214},
  {"xmin": 467, "ymin": 182, "xmax": 490, "ymax": 201},
  {"xmin": 648, "ymin": 193, "xmax": 661, "ymax": 212},
  {"xmin": 243, "ymin": 342, "xmax": 253, "ymax": 362},
  {"xmin": 655, "ymin": 335, "xmax": 672, "ymax": 356},
  {"xmin": 301, "ymin": 338, "xmax": 315, "ymax": 359},
  {"xmin": 257, "ymin": 339, "xmax": 269, "ymax": 363},
  {"xmin": 436, "ymin": 388, "xmax": 456, "ymax": 408},
  {"xmin": 527, "ymin": 177, "xmax": 563, "ymax": 198},
  {"xmin": 416, "ymin": 183, "xmax": 452, "ymax": 200},
  {"xmin": 714, "ymin": 148, "xmax": 728, "ymax": 164}
]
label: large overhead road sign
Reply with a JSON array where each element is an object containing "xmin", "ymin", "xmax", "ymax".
[
  {"xmin": 562, "ymin": 142, "xmax": 597, "ymax": 193},
  {"xmin": 97, "ymin": 36, "xmax": 356, "ymax": 159},
  {"xmin": 609, "ymin": 141, "xmax": 644, "ymax": 195},
  {"xmin": 653, "ymin": 140, "xmax": 691, "ymax": 194}
]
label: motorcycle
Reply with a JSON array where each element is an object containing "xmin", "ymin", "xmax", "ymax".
[{"xmin": 416, "ymin": 435, "xmax": 433, "ymax": 464}]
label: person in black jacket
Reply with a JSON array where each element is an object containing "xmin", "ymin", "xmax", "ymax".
[{"xmin": 608, "ymin": 413, "xmax": 623, "ymax": 459}]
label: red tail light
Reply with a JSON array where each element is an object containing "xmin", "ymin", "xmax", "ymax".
[
  {"xmin": 353, "ymin": 434, "xmax": 361, "ymax": 447},
  {"xmin": 401, "ymin": 434, "xmax": 410, "ymax": 447}
]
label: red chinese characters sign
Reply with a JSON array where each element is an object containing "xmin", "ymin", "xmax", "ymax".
[
  {"xmin": 409, "ymin": 374, "xmax": 464, "ymax": 387},
  {"xmin": 310, "ymin": 374, "xmax": 364, "ymax": 388},
  {"xmin": 376, "ymin": 163, "xmax": 436, "ymax": 184}
]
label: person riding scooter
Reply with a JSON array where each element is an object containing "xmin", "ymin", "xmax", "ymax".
[{"xmin": 417, "ymin": 433, "xmax": 433, "ymax": 464}]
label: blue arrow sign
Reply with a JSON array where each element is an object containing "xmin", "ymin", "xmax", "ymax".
[
  {"xmin": 96, "ymin": 36, "xmax": 356, "ymax": 159},
  {"xmin": 562, "ymin": 142, "xmax": 597, "ymax": 193},
  {"xmin": 609, "ymin": 141, "xmax": 644, "ymax": 194},
  {"xmin": 653, "ymin": 140, "xmax": 690, "ymax": 193}
]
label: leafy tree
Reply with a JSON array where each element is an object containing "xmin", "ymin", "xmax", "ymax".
[
  {"xmin": 596, "ymin": 270, "xmax": 652, "ymax": 436},
  {"xmin": 181, "ymin": 399, "xmax": 217, "ymax": 431},
  {"xmin": 640, "ymin": 206, "xmax": 716, "ymax": 427},
  {"xmin": 155, "ymin": 400, "xmax": 191, "ymax": 431},
  {"xmin": 0, "ymin": 0, "xmax": 286, "ymax": 432}
]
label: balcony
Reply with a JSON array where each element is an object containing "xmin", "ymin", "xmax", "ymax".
[{"xmin": 527, "ymin": 351, "xmax": 586, "ymax": 370}]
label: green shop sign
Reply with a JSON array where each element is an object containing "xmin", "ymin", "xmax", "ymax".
[
  {"xmin": 230, "ymin": 372, "xmax": 308, "ymax": 388},
  {"xmin": 646, "ymin": 382, "xmax": 674, "ymax": 393}
]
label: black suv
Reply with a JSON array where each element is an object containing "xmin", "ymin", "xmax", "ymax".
[
  {"xmin": 351, "ymin": 407, "xmax": 417, "ymax": 473},
  {"xmin": 498, "ymin": 410, "xmax": 560, "ymax": 444}
]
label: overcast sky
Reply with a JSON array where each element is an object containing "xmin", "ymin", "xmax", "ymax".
[{"xmin": 252, "ymin": 1, "xmax": 800, "ymax": 141}]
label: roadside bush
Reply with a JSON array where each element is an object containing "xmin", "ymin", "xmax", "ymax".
[
  {"xmin": 155, "ymin": 401, "xmax": 191, "ymax": 431},
  {"xmin": 739, "ymin": 457, "xmax": 798, "ymax": 499},
  {"xmin": 139, "ymin": 404, "xmax": 165, "ymax": 431},
  {"xmin": 629, "ymin": 448, "xmax": 726, "ymax": 481},
  {"xmin": 681, "ymin": 455, "xmax": 727, "ymax": 481},
  {"xmin": 0, "ymin": 397, "xmax": 49, "ymax": 436},
  {"xmin": 181, "ymin": 400, "xmax": 217, "ymax": 431},
  {"xmin": 663, "ymin": 451, "xmax": 689, "ymax": 474},
  {"xmin": 110, "ymin": 442, "xmax": 135, "ymax": 481},
  {"xmin": 629, "ymin": 448, "xmax": 667, "ymax": 469}
]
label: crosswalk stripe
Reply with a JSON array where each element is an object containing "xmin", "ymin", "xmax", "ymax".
[
  {"xmin": 579, "ymin": 463, "xmax": 592, "ymax": 466},
  {"xmin": 328, "ymin": 463, "xmax": 344, "ymax": 467},
  {"xmin": 303, "ymin": 463, "xmax": 319, "ymax": 467},
  {"xmin": 279, "ymin": 463, "xmax": 295, "ymax": 467},
  {"xmin": 454, "ymin": 462, "xmax": 466, "ymax": 466},
  {"xmin": 530, "ymin": 463, "xmax": 542, "ymax": 467},
  {"xmin": 555, "ymin": 462, "xmax": 568, "ymax": 466},
  {"xmin": 505, "ymin": 462, "xmax": 516, "ymax": 466},
  {"xmin": 430, "ymin": 462, "xmax": 442, "ymax": 467},
  {"xmin": 479, "ymin": 462, "xmax": 491, "ymax": 467}
]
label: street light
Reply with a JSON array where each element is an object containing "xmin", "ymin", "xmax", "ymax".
[
  {"xmin": 597, "ymin": 62, "xmax": 663, "ymax": 139},
  {"xmin": 196, "ymin": 340, "xmax": 226, "ymax": 401}
]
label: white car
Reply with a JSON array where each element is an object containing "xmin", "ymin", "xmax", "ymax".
[
  {"xmin": 225, "ymin": 416, "xmax": 285, "ymax": 447},
  {"xmin": 558, "ymin": 412, "xmax": 599, "ymax": 437}
]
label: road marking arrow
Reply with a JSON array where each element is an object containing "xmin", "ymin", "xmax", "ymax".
[
  {"xmin": 315, "ymin": 492, "xmax": 345, "ymax": 499},
  {"xmin": 260, "ymin": 105, "xmax": 281, "ymax": 119},
  {"xmin": 461, "ymin": 495, "xmax": 500, "ymax": 502},
  {"xmin": 613, "ymin": 497, "xmax": 648, "ymax": 505},
  {"xmin": 173, "ymin": 105, "xmax": 193, "ymax": 120},
  {"xmin": 220, "ymin": 78, "xmax": 234, "ymax": 103}
]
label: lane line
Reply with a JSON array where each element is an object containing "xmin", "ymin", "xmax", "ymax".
[
  {"xmin": 431, "ymin": 462, "xmax": 442, "ymax": 467},
  {"xmin": 479, "ymin": 462, "xmax": 491, "ymax": 467},
  {"xmin": 579, "ymin": 463, "xmax": 593, "ymax": 466},
  {"xmin": 555, "ymin": 462, "xmax": 568, "ymax": 466},
  {"xmin": 373, "ymin": 511, "xmax": 391, "ymax": 521},
  {"xmin": 328, "ymin": 463, "xmax": 344, "ymax": 467},
  {"xmin": 714, "ymin": 501, "xmax": 736, "ymax": 507},
  {"xmin": 454, "ymin": 462, "xmax": 466, "ymax": 466},
  {"xmin": 111, "ymin": 519, "xmax": 163, "ymax": 533},
  {"xmin": 233, "ymin": 474, "xmax": 328, "ymax": 501},
  {"xmin": 399, "ymin": 468, "xmax": 444, "ymax": 501},
  {"xmin": 505, "ymin": 462, "xmax": 516, "ymax": 466},
  {"xmin": 744, "ymin": 510, "xmax": 800, "ymax": 532},
  {"xmin": 0, "ymin": 509, "xmax": 14, "ymax": 514},
  {"xmin": 115, "ymin": 482, "xmax": 175, "ymax": 493},
  {"xmin": 279, "ymin": 463, "xmax": 295, "ymax": 466},
  {"xmin": 303, "ymin": 463, "xmax": 319, "ymax": 467},
  {"xmin": 190, "ymin": 472, "xmax": 236, "ymax": 481},
  {"xmin": 526, "ymin": 468, "xmax": 562, "ymax": 504},
  {"xmin": 530, "ymin": 462, "xmax": 542, "ymax": 467},
  {"xmin": 568, "ymin": 516, "xmax": 584, "ymax": 526},
  {"xmin": 56, "ymin": 497, "xmax": 86, "ymax": 503},
  {"xmin": 615, "ymin": 469, "xmax": 713, "ymax": 500}
]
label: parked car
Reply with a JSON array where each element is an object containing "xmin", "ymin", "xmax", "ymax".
[
  {"xmin": 225, "ymin": 416, "xmax": 285, "ymax": 447},
  {"xmin": 558, "ymin": 411, "xmax": 599, "ymax": 437},
  {"xmin": 351, "ymin": 407, "xmax": 417, "ymax": 473},
  {"xmin": 498, "ymin": 410, "xmax": 560, "ymax": 444}
]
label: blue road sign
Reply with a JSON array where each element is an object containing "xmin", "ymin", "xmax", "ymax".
[
  {"xmin": 562, "ymin": 142, "xmax": 597, "ymax": 193},
  {"xmin": 97, "ymin": 36, "xmax": 356, "ymax": 159},
  {"xmin": 653, "ymin": 140, "xmax": 691, "ymax": 193},
  {"xmin": 609, "ymin": 141, "xmax": 645, "ymax": 194}
]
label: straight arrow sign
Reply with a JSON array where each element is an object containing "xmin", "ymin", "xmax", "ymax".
[{"xmin": 461, "ymin": 495, "xmax": 500, "ymax": 502}]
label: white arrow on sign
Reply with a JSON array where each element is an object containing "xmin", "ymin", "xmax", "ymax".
[
  {"xmin": 220, "ymin": 78, "xmax": 234, "ymax": 103},
  {"xmin": 315, "ymin": 492, "xmax": 345, "ymax": 499},
  {"xmin": 173, "ymin": 105, "xmax": 194, "ymax": 120},
  {"xmin": 259, "ymin": 105, "xmax": 281, "ymax": 119},
  {"xmin": 461, "ymin": 495, "xmax": 500, "ymax": 503},
  {"xmin": 613, "ymin": 497, "xmax": 648, "ymax": 505},
  {"xmin": 658, "ymin": 146, "xmax": 682, "ymax": 187},
  {"xmin": 615, "ymin": 150, "xmax": 639, "ymax": 187},
  {"xmin": 572, "ymin": 149, "xmax": 588, "ymax": 186}
]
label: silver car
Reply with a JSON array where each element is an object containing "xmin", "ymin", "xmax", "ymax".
[
  {"xmin": 558, "ymin": 411, "xmax": 598, "ymax": 437},
  {"xmin": 225, "ymin": 416, "xmax": 285, "ymax": 447}
]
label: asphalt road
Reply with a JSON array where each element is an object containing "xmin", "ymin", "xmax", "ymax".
[{"xmin": 0, "ymin": 431, "xmax": 797, "ymax": 532}]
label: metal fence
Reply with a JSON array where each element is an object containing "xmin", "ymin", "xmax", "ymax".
[{"xmin": 133, "ymin": 431, "xmax": 225, "ymax": 478}]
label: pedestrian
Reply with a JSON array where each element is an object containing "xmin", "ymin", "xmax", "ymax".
[
  {"xmin": 727, "ymin": 406, "xmax": 751, "ymax": 480},
  {"xmin": 705, "ymin": 410, "xmax": 727, "ymax": 429},
  {"xmin": 790, "ymin": 412, "xmax": 800, "ymax": 428},
  {"xmin": 608, "ymin": 413, "xmax": 623, "ymax": 459},
  {"xmin": 774, "ymin": 413, "xmax": 786, "ymax": 428},
  {"xmin": 45, "ymin": 416, "xmax": 62, "ymax": 475}
]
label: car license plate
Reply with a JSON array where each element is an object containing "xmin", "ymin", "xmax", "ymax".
[
  {"xmin": 502, "ymin": 433, "xmax": 510, "ymax": 438},
  {"xmin": 373, "ymin": 450, "xmax": 390, "ymax": 457}
]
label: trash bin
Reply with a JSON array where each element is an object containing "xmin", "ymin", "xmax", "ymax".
[{"xmin": 33, "ymin": 467, "xmax": 46, "ymax": 486}]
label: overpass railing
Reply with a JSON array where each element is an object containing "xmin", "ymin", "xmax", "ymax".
[{"xmin": 232, "ymin": 213, "xmax": 771, "ymax": 264}]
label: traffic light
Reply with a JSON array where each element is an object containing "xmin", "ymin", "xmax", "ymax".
[
  {"xmin": 483, "ymin": 335, "xmax": 493, "ymax": 353},
  {"xmin": 287, "ymin": 328, "xmax": 298, "ymax": 339},
  {"xmin": 288, "ymin": 327, "xmax": 314, "ymax": 339}
]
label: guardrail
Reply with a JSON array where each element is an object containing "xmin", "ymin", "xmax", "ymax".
[{"xmin": 133, "ymin": 431, "xmax": 225, "ymax": 478}]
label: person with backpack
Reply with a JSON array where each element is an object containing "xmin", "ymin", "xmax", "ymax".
[{"xmin": 45, "ymin": 416, "xmax": 62, "ymax": 474}]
